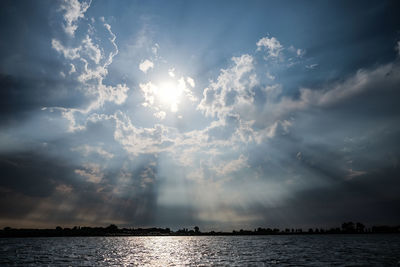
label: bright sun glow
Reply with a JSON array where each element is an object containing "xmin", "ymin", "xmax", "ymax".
[{"xmin": 156, "ymin": 81, "xmax": 184, "ymax": 112}]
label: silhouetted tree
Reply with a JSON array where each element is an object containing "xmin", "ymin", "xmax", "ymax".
[
  {"xmin": 356, "ymin": 222, "xmax": 365, "ymax": 233},
  {"xmin": 106, "ymin": 224, "xmax": 118, "ymax": 233},
  {"xmin": 341, "ymin": 222, "xmax": 355, "ymax": 233}
]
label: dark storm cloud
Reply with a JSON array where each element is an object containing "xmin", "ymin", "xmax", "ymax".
[
  {"xmin": 268, "ymin": 166, "xmax": 400, "ymax": 228},
  {"xmin": 0, "ymin": 190, "xmax": 41, "ymax": 223},
  {"xmin": 0, "ymin": 144, "xmax": 161, "ymax": 226},
  {"xmin": 0, "ymin": 147, "xmax": 81, "ymax": 198},
  {"xmin": 0, "ymin": 74, "xmax": 87, "ymax": 125}
]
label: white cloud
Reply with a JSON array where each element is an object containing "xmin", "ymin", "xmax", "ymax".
[
  {"xmin": 99, "ymin": 83, "xmax": 129, "ymax": 105},
  {"xmin": 139, "ymin": 59, "xmax": 154, "ymax": 73},
  {"xmin": 51, "ymin": 39, "xmax": 81, "ymax": 60},
  {"xmin": 153, "ymin": 111, "xmax": 166, "ymax": 120},
  {"xmin": 56, "ymin": 108, "xmax": 86, "ymax": 132},
  {"xmin": 168, "ymin": 68, "xmax": 175, "ymax": 77},
  {"xmin": 266, "ymin": 71, "xmax": 275, "ymax": 80},
  {"xmin": 178, "ymin": 77, "xmax": 197, "ymax": 102},
  {"xmin": 288, "ymin": 45, "xmax": 305, "ymax": 58},
  {"xmin": 113, "ymin": 111, "xmax": 178, "ymax": 156},
  {"xmin": 263, "ymin": 84, "xmax": 282, "ymax": 102},
  {"xmin": 186, "ymin": 77, "xmax": 195, "ymax": 87},
  {"xmin": 253, "ymin": 120, "xmax": 292, "ymax": 142},
  {"xmin": 152, "ymin": 43, "xmax": 159, "ymax": 55},
  {"xmin": 82, "ymin": 35, "xmax": 102, "ymax": 64},
  {"xmin": 296, "ymin": 48, "xmax": 305, "ymax": 57},
  {"xmin": 49, "ymin": 17, "xmax": 129, "ymax": 132},
  {"xmin": 103, "ymin": 23, "xmax": 118, "ymax": 66},
  {"xmin": 212, "ymin": 154, "xmax": 248, "ymax": 176},
  {"xmin": 59, "ymin": 0, "xmax": 91, "ymax": 36},
  {"xmin": 198, "ymin": 54, "xmax": 256, "ymax": 119},
  {"xmin": 72, "ymin": 144, "xmax": 114, "ymax": 159},
  {"xmin": 139, "ymin": 81, "xmax": 157, "ymax": 106},
  {"xmin": 184, "ymin": 77, "xmax": 197, "ymax": 102},
  {"xmin": 256, "ymin": 36, "xmax": 283, "ymax": 58},
  {"xmin": 75, "ymin": 163, "xmax": 103, "ymax": 183},
  {"xmin": 306, "ymin": 64, "xmax": 318, "ymax": 69},
  {"xmin": 69, "ymin": 63, "xmax": 76, "ymax": 74}
]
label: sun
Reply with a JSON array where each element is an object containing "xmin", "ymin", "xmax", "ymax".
[{"xmin": 156, "ymin": 80, "xmax": 184, "ymax": 112}]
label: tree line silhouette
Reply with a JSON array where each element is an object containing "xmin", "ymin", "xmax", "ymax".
[{"xmin": 1, "ymin": 222, "xmax": 399, "ymax": 237}]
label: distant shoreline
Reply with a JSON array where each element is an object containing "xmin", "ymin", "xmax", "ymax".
[{"xmin": 1, "ymin": 223, "xmax": 399, "ymax": 238}]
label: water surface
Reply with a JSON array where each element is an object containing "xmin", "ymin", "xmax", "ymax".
[{"xmin": 1, "ymin": 235, "xmax": 400, "ymax": 266}]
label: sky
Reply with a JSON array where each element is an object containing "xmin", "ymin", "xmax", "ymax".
[{"xmin": 0, "ymin": 0, "xmax": 400, "ymax": 231}]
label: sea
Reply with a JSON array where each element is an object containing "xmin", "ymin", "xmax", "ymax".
[{"xmin": 1, "ymin": 234, "xmax": 399, "ymax": 266}]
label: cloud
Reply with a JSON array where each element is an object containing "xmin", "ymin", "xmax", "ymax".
[
  {"xmin": 212, "ymin": 154, "xmax": 248, "ymax": 176},
  {"xmin": 0, "ymin": 72, "xmax": 89, "ymax": 127},
  {"xmin": 49, "ymin": 13, "xmax": 129, "ymax": 132},
  {"xmin": 139, "ymin": 81, "xmax": 157, "ymax": 106},
  {"xmin": 69, "ymin": 63, "xmax": 76, "ymax": 74},
  {"xmin": 51, "ymin": 39, "xmax": 81, "ymax": 60},
  {"xmin": 113, "ymin": 111, "xmax": 177, "ymax": 156},
  {"xmin": 298, "ymin": 63, "xmax": 399, "ymax": 107},
  {"xmin": 197, "ymin": 54, "xmax": 256, "ymax": 120},
  {"xmin": 2, "ymin": 0, "xmax": 400, "ymax": 230},
  {"xmin": 0, "ymin": 147, "xmax": 159, "ymax": 227},
  {"xmin": 346, "ymin": 169, "xmax": 367, "ymax": 180},
  {"xmin": 288, "ymin": 45, "xmax": 305, "ymax": 58},
  {"xmin": 82, "ymin": 35, "xmax": 102, "ymax": 64},
  {"xmin": 59, "ymin": 0, "xmax": 91, "ymax": 36},
  {"xmin": 139, "ymin": 59, "xmax": 154, "ymax": 73},
  {"xmin": 0, "ymin": 149, "xmax": 78, "ymax": 198},
  {"xmin": 396, "ymin": 41, "xmax": 400, "ymax": 56},
  {"xmin": 168, "ymin": 68, "xmax": 175, "ymax": 77},
  {"xmin": 152, "ymin": 43, "xmax": 159, "ymax": 55},
  {"xmin": 296, "ymin": 48, "xmax": 305, "ymax": 57},
  {"xmin": 259, "ymin": 62, "xmax": 400, "ymax": 128},
  {"xmin": 153, "ymin": 111, "xmax": 166, "ymax": 120},
  {"xmin": 256, "ymin": 36, "xmax": 283, "ymax": 58},
  {"xmin": 266, "ymin": 72, "xmax": 275, "ymax": 80},
  {"xmin": 306, "ymin": 63, "xmax": 318, "ymax": 69},
  {"xmin": 71, "ymin": 144, "xmax": 114, "ymax": 159},
  {"xmin": 186, "ymin": 77, "xmax": 195, "ymax": 87},
  {"xmin": 75, "ymin": 163, "xmax": 104, "ymax": 183}
]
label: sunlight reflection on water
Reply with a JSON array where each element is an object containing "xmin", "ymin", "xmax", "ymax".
[{"xmin": 1, "ymin": 235, "xmax": 400, "ymax": 266}]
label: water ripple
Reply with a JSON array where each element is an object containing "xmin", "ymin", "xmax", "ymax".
[{"xmin": 0, "ymin": 235, "xmax": 399, "ymax": 266}]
